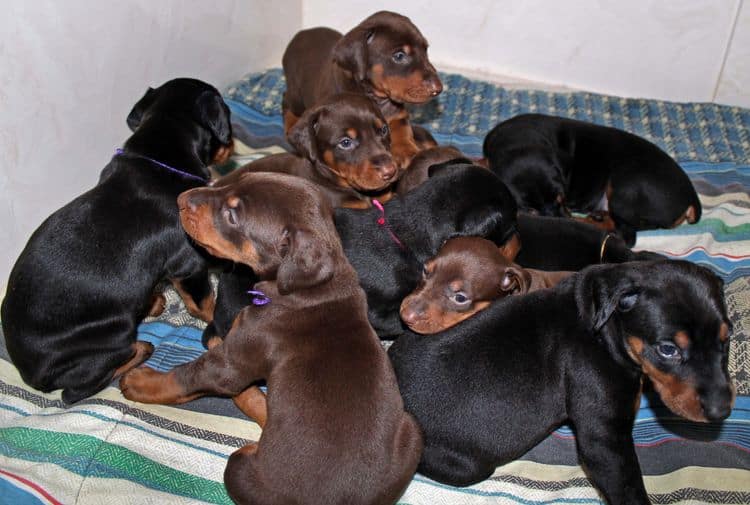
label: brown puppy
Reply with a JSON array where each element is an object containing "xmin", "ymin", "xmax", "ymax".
[
  {"xmin": 401, "ymin": 237, "xmax": 572, "ymax": 334},
  {"xmin": 218, "ymin": 93, "xmax": 397, "ymax": 209},
  {"xmin": 120, "ymin": 172, "xmax": 422, "ymax": 505},
  {"xmin": 283, "ymin": 11, "xmax": 443, "ymax": 168}
]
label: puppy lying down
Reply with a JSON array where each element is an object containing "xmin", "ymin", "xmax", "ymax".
[{"xmin": 400, "ymin": 236, "xmax": 572, "ymax": 334}]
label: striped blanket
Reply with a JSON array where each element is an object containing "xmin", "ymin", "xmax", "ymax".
[{"xmin": 1, "ymin": 69, "xmax": 749, "ymax": 504}]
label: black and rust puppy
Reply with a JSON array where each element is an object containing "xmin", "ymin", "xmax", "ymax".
[
  {"xmin": 219, "ymin": 93, "xmax": 397, "ymax": 209},
  {"xmin": 120, "ymin": 172, "xmax": 422, "ymax": 505},
  {"xmin": 483, "ymin": 113, "xmax": 702, "ymax": 245},
  {"xmin": 283, "ymin": 11, "xmax": 442, "ymax": 168},
  {"xmin": 400, "ymin": 236, "xmax": 572, "ymax": 334},
  {"xmin": 389, "ymin": 260, "xmax": 734, "ymax": 504},
  {"xmin": 514, "ymin": 213, "xmax": 666, "ymax": 271},
  {"xmin": 204, "ymin": 163, "xmax": 519, "ymax": 343},
  {"xmin": 1, "ymin": 78, "xmax": 233, "ymax": 404}
]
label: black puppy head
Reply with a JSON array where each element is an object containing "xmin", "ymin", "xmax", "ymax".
[
  {"xmin": 177, "ymin": 172, "xmax": 337, "ymax": 294},
  {"xmin": 331, "ymin": 11, "xmax": 442, "ymax": 104},
  {"xmin": 409, "ymin": 163, "xmax": 518, "ymax": 254},
  {"xmin": 287, "ymin": 93, "xmax": 398, "ymax": 191},
  {"xmin": 575, "ymin": 260, "xmax": 734, "ymax": 422},
  {"xmin": 491, "ymin": 147, "xmax": 568, "ymax": 216},
  {"xmin": 127, "ymin": 78, "xmax": 233, "ymax": 164}
]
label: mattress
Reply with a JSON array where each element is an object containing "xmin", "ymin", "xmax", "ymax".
[{"xmin": 1, "ymin": 69, "xmax": 749, "ymax": 504}]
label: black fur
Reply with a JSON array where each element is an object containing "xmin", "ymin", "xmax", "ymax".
[
  {"xmin": 388, "ymin": 260, "xmax": 733, "ymax": 504},
  {"xmin": 1, "ymin": 78, "xmax": 232, "ymax": 403}
]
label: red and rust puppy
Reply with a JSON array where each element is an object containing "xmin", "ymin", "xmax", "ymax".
[
  {"xmin": 395, "ymin": 145, "xmax": 469, "ymax": 194},
  {"xmin": 401, "ymin": 237, "xmax": 572, "ymax": 334},
  {"xmin": 283, "ymin": 11, "xmax": 442, "ymax": 168},
  {"xmin": 120, "ymin": 172, "xmax": 422, "ymax": 505},
  {"xmin": 390, "ymin": 260, "xmax": 734, "ymax": 504},
  {"xmin": 1, "ymin": 78, "xmax": 232, "ymax": 404},
  {"xmin": 218, "ymin": 93, "xmax": 397, "ymax": 209}
]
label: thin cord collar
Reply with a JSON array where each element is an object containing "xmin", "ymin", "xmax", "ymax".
[{"xmin": 114, "ymin": 148, "xmax": 208, "ymax": 183}]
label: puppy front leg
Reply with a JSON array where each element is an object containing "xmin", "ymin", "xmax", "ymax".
[
  {"xmin": 121, "ymin": 310, "xmax": 267, "ymax": 405},
  {"xmin": 572, "ymin": 415, "xmax": 650, "ymax": 505},
  {"xmin": 119, "ymin": 343, "xmax": 249, "ymax": 404}
]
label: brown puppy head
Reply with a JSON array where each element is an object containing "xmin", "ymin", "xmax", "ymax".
[
  {"xmin": 287, "ymin": 93, "xmax": 399, "ymax": 192},
  {"xmin": 396, "ymin": 146, "xmax": 469, "ymax": 194},
  {"xmin": 575, "ymin": 260, "xmax": 735, "ymax": 422},
  {"xmin": 400, "ymin": 237, "xmax": 531, "ymax": 334},
  {"xmin": 332, "ymin": 11, "xmax": 442, "ymax": 104},
  {"xmin": 177, "ymin": 172, "xmax": 340, "ymax": 294}
]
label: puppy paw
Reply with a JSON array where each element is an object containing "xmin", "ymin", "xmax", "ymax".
[{"xmin": 119, "ymin": 367, "xmax": 165, "ymax": 403}]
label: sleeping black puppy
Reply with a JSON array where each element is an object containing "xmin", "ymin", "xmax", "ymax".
[
  {"xmin": 389, "ymin": 260, "xmax": 734, "ymax": 504},
  {"xmin": 515, "ymin": 213, "xmax": 665, "ymax": 271},
  {"xmin": 202, "ymin": 162, "xmax": 519, "ymax": 343},
  {"xmin": 1, "ymin": 78, "xmax": 233, "ymax": 404},
  {"xmin": 483, "ymin": 113, "xmax": 702, "ymax": 245}
]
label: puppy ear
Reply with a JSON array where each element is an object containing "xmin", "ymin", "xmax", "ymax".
[
  {"xmin": 287, "ymin": 107, "xmax": 323, "ymax": 162},
  {"xmin": 276, "ymin": 227, "xmax": 335, "ymax": 295},
  {"xmin": 193, "ymin": 90, "xmax": 233, "ymax": 145},
  {"xmin": 575, "ymin": 265, "xmax": 638, "ymax": 332},
  {"xmin": 332, "ymin": 26, "xmax": 375, "ymax": 82},
  {"xmin": 499, "ymin": 265, "xmax": 531, "ymax": 295},
  {"xmin": 126, "ymin": 87, "xmax": 157, "ymax": 131}
]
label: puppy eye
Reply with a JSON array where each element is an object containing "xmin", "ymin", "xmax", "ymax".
[
  {"xmin": 337, "ymin": 137, "xmax": 355, "ymax": 150},
  {"xmin": 223, "ymin": 206, "xmax": 238, "ymax": 226},
  {"xmin": 617, "ymin": 292, "xmax": 639, "ymax": 311},
  {"xmin": 379, "ymin": 124, "xmax": 389, "ymax": 137},
  {"xmin": 450, "ymin": 292, "xmax": 471, "ymax": 306},
  {"xmin": 422, "ymin": 265, "xmax": 431, "ymax": 278},
  {"xmin": 392, "ymin": 51, "xmax": 408, "ymax": 63},
  {"xmin": 656, "ymin": 342, "xmax": 681, "ymax": 360}
]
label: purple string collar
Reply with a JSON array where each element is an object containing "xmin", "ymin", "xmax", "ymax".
[
  {"xmin": 114, "ymin": 148, "xmax": 207, "ymax": 183},
  {"xmin": 247, "ymin": 289, "xmax": 271, "ymax": 306}
]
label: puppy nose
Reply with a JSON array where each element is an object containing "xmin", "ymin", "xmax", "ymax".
[
  {"xmin": 373, "ymin": 157, "xmax": 397, "ymax": 181},
  {"xmin": 702, "ymin": 388, "xmax": 733, "ymax": 421},
  {"xmin": 703, "ymin": 402, "xmax": 731, "ymax": 422},
  {"xmin": 400, "ymin": 301, "xmax": 425, "ymax": 325},
  {"xmin": 177, "ymin": 191, "xmax": 197, "ymax": 211},
  {"xmin": 425, "ymin": 75, "xmax": 443, "ymax": 97}
]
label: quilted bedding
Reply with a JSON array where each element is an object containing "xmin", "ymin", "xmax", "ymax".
[{"xmin": 1, "ymin": 69, "xmax": 749, "ymax": 504}]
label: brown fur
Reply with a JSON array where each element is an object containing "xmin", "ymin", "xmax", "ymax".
[
  {"xmin": 220, "ymin": 93, "xmax": 398, "ymax": 209},
  {"xmin": 282, "ymin": 11, "xmax": 442, "ymax": 169},
  {"xmin": 121, "ymin": 172, "xmax": 422, "ymax": 505},
  {"xmin": 401, "ymin": 237, "xmax": 572, "ymax": 334}
]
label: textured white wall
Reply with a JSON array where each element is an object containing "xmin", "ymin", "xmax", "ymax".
[
  {"xmin": 302, "ymin": 0, "xmax": 750, "ymax": 108},
  {"xmin": 0, "ymin": 0, "xmax": 301, "ymax": 282}
]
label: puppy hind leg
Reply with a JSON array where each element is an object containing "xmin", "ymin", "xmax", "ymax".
[
  {"xmin": 171, "ymin": 270, "xmax": 215, "ymax": 322},
  {"xmin": 233, "ymin": 385, "xmax": 268, "ymax": 428}
]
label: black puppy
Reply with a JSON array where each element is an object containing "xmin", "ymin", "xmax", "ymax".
[
  {"xmin": 389, "ymin": 260, "xmax": 734, "ymax": 504},
  {"xmin": 483, "ymin": 113, "xmax": 701, "ymax": 245},
  {"xmin": 1, "ymin": 78, "xmax": 233, "ymax": 404},
  {"xmin": 515, "ymin": 213, "xmax": 665, "ymax": 271},
  {"xmin": 203, "ymin": 162, "xmax": 519, "ymax": 343}
]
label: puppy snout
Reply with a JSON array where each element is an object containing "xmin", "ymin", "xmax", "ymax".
[
  {"xmin": 373, "ymin": 156, "xmax": 398, "ymax": 181},
  {"xmin": 425, "ymin": 75, "xmax": 443, "ymax": 97},
  {"xmin": 400, "ymin": 299, "xmax": 426, "ymax": 326},
  {"xmin": 702, "ymin": 387, "xmax": 734, "ymax": 422},
  {"xmin": 177, "ymin": 191, "xmax": 199, "ymax": 212}
]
